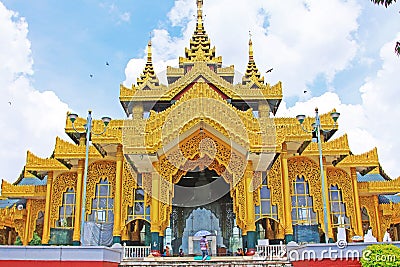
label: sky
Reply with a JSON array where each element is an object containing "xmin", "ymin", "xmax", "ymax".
[{"xmin": 0, "ymin": 0, "xmax": 399, "ymax": 185}]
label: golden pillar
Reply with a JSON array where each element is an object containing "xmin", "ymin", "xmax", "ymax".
[
  {"xmin": 150, "ymin": 172, "xmax": 161, "ymax": 254},
  {"xmin": 23, "ymin": 200, "xmax": 32, "ymax": 245},
  {"xmin": 280, "ymin": 145, "xmax": 293, "ymax": 241},
  {"xmin": 321, "ymin": 156, "xmax": 334, "ymax": 240},
  {"xmin": 72, "ymin": 159, "xmax": 85, "ymax": 244},
  {"xmin": 350, "ymin": 167, "xmax": 363, "ymax": 236},
  {"xmin": 245, "ymin": 161, "xmax": 256, "ymax": 232},
  {"xmin": 373, "ymin": 195, "xmax": 382, "ymax": 241},
  {"xmin": 112, "ymin": 144, "xmax": 123, "ymax": 243},
  {"xmin": 150, "ymin": 172, "xmax": 160, "ymax": 233},
  {"xmin": 41, "ymin": 171, "xmax": 53, "ymax": 244}
]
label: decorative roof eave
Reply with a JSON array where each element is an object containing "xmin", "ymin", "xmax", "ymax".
[
  {"xmin": 122, "ymin": 82, "xmax": 277, "ymax": 154},
  {"xmin": 273, "ymin": 117, "xmax": 319, "ymax": 143},
  {"xmin": 337, "ymin": 147, "xmax": 379, "ymax": 169},
  {"xmin": 301, "ymin": 134, "xmax": 350, "ymax": 156},
  {"xmin": 25, "ymin": 151, "xmax": 69, "ymax": 173},
  {"xmin": 54, "ymin": 137, "xmax": 103, "ymax": 160},
  {"xmin": 89, "ymin": 119, "xmax": 123, "ymax": 145},
  {"xmin": 1, "ymin": 180, "xmax": 46, "ymax": 199},
  {"xmin": 232, "ymin": 81, "xmax": 283, "ymax": 101},
  {"xmin": 120, "ymin": 63, "xmax": 283, "ymax": 103},
  {"xmin": 358, "ymin": 178, "xmax": 400, "ymax": 196},
  {"xmin": 64, "ymin": 116, "xmax": 122, "ymax": 145}
]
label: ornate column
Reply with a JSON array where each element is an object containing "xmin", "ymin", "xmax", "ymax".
[
  {"xmin": 41, "ymin": 171, "xmax": 53, "ymax": 244},
  {"xmin": 112, "ymin": 144, "xmax": 123, "ymax": 243},
  {"xmin": 350, "ymin": 167, "xmax": 363, "ymax": 236},
  {"xmin": 244, "ymin": 161, "xmax": 256, "ymax": 255},
  {"xmin": 72, "ymin": 159, "xmax": 85, "ymax": 245},
  {"xmin": 150, "ymin": 172, "xmax": 161, "ymax": 256},
  {"xmin": 23, "ymin": 200, "xmax": 32, "ymax": 245},
  {"xmin": 280, "ymin": 145, "xmax": 293, "ymax": 242},
  {"xmin": 373, "ymin": 195, "xmax": 382, "ymax": 241},
  {"xmin": 321, "ymin": 157, "xmax": 334, "ymax": 242}
]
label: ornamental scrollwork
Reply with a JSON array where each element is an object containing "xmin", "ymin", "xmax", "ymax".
[
  {"xmin": 360, "ymin": 196, "xmax": 378, "ymax": 238},
  {"xmin": 287, "ymin": 156, "xmax": 323, "ymax": 226},
  {"xmin": 267, "ymin": 157, "xmax": 284, "ymax": 224},
  {"xmin": 326, "ymin": 167, "xmax": 356, "ymax": 230},
  {"xmin": 50, "ymin": 172, "xmax": 77, "ymax": 227},
  {"xmin": 27, "ymin": 199, "xmax": 45, "ymax": 243},
  {"xmin": 86, "ymin": 161, "xmax": 116, "ymax": 217},
  {"xmin": 122, "ymin": 160, "xmax": 138, "ymax": 224}
]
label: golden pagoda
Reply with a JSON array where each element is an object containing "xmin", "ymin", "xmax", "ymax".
[{"xmin": 1, "ymin": 0, "xmax": 400, "ymax": 256}]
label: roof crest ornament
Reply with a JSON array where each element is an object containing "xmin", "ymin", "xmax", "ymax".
[
  {"xmin": 242, "ymin": 31, "xmax": 264, "ymax": 86},
  {"xmin": 136, "ymin": 34, "xmax": 160, "ymax": 87}
]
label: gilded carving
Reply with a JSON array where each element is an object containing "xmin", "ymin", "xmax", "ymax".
[
  {"xmin": 50, "ymin": 172, "xmax": 77, "ymax": 227},
  {"xmin": 360, "ymin": 196, "xmax": 378, "ymax": 238},
  {"xmin": 326, "ymin": 167, "xmax": 356, "ymax": 230},
  {"xmin": 85, "ymin": 161, "xmax": 116, "ymax": 217},
  {"xmin": 122, "ymin": 160, "xmax": 138, "ymax": 224},
  {"xmin": 288, "ymin": 156, "xmax": 323, "ymax": 225},
  {"xmin": 27, "ymin": 199, "xmax": 45, "ymax": 243},
  {"xmin": 267, "ymin": 157, "xmax": 284, "ymax": 224}
]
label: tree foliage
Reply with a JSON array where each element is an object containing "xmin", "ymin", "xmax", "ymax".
[
  {"xmin": 371, "ymin": 0, "xmax": 397, "ymax": 7},
  {"xmin": 361, "ymin": 244, "xmax": 400, "ymax": 267},
  {"xmin": 14, "ymin": 236, "xmax": 23, "ymax": 246},
  {"xmin": 29, "ymin": 232, "xmax": 42, "ymax": 245},
  {"xmin": 371, "ymin": 0, "xmax": 399, "ymax": 56}
]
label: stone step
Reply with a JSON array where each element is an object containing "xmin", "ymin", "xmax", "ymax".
[{"xmin": 120, "ymin": 257, "xmax": 293, "ymax": 267}]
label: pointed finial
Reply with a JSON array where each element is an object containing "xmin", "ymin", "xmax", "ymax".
[
  {"xmin": 196, "ymin": 0, "xmax": 204, "ymax": 32},
  {"xmin": 147, "ymin": 33, "xmax": 152, "ymax": 63},
  {"xmin": 249, "ymin": 31, "xmax": 254, "ymax": 60}
]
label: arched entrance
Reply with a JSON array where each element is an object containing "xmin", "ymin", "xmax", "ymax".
[{"xmin": 169, "ymin": 168, "xmax": 236, "ymax": 256}]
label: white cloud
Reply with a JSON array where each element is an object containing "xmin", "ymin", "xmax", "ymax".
[
  {"xmin": 0, "ymin": 2, "xmax": 69, "ymax": 184},
  {"xmin": 99, "ymin": 2, "xmax": 131, "ymax": 24},
  {"xmin": 276, "ymin": 33, "xmax": 400, "ymax": 179}
]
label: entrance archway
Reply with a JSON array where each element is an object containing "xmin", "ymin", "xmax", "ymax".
[{"xmin": 169, "ymin": 168, "xmax": 236, "ymax": 256}]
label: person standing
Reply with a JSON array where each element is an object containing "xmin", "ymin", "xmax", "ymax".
[{"xmin": 200, "ymin": 236, "xmax": 209, "ymax": 261}]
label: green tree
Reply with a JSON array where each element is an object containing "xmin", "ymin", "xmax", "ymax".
[
  {"xmin": 14, "ymin": 236, "xmax": 23, "ymax": 246},
  {"xmin": 371, "ymin": 0, "xmax": 397, "ymax": 7},
  {"xmin": 361, "ymin": 244, "xmax": 400, "ymax": 267},
  {"xmin": 370, "ymin": 0, "xmax": 400, "ymax": 56},
  {"xmin": 29, "ymin": 232, "xmax": 42, "ymax": 245}
]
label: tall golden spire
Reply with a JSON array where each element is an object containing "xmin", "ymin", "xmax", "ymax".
[
  {"xmin": 179, "ymin": 0, "xmax": 222, "ymax": 65},
  {"xmin": 242, "ymin": 32, "xmax": 264, "ymax": 85},
  {"xmin": 137, "ymin": 38, "xmax": 159, "ymax": 86}
]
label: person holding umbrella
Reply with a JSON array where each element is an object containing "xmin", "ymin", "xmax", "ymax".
[{"xmin": 200, "ymin": 235, "xmax": 209, "ymax": 261}]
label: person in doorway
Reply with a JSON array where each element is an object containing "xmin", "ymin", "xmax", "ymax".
[
  {"xmin": 383, "ymin": 228, "xmax": 392, "ymax": 242},
  {"xmin": 179, "ymin": 248, "xmax": 184, "ymax": 257},
  {"xmin": 200, "ymin": 235, "xmax": 209, "ymax": 261}
]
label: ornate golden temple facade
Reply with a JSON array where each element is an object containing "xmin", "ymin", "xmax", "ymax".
[{"xmin": 1, "ymin": 0, "xmax": 400, "ymax": 255}]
